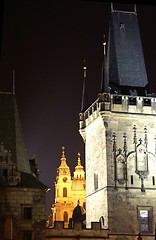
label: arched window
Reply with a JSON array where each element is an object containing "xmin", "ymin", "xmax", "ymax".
[
  {"xmin": 99, "ymin": 216, "xmax": 105, "ymax": 229},
  {"xmin": 94, "ymin": 172, "xmax": 98, "ymax": 190},
  {"xmin": 63, "ymin": 187, "xmax": 67, "ymax": 197},
  {"xmin": 64, "ymin": 211, "xmax": 68, "ymax": 222}
]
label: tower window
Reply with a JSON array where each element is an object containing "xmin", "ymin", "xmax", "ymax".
[
  {"xmin": 143, "ymin": 98, "xmax": 151, "ymax": 106},
  {"xmin": 131, "ymin": 175, "xmax": 133, "ymax": 184},
  {"xmin": 129, "ymin": 97, "xmax": 136, "ymax": 105},
  {"xmin": 3, "ymin": 169, "xmax": 8, "ymax": 177},
  {"xmin": 63, "ymin": 187, "xmax": 67, "ymax": 197},
  {"xmin": 140, "ymin": 210, "xmax": 149, "ymax": 232},
  {"xmin": 113, "ymin": 96, "xmax": 122, "ymax": 104},
  {"xmin": 22, "ymin": 207, "xmax": 32, "ymax": 220},
  {"xmin": 120, "ymin": 22, "xmax": 125, "ymax": 30},
  {"xmin": 152, "ymin": 176, "xmax": 155, "ymax": 186},
  {"xmin": 137, "ymin": 206, "xmax": 153, "ymax": 234},
  {"xmin": 94, "ymin": 172, "xmax": 98, "ymax": 190},
  {"xmin": 21, "ymin": 231, "xmax": 32, "ymax": 240},
  {"xmin": 64, "ymin": 211, "xmax": 68, "ymax": 222}
]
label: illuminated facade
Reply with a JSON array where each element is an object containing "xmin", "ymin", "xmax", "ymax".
[
  {"xmin": 79, "ymin": 6, "xmax": 156, "ymax": 240},
  {"xmin": 50, "ymin": 146, "xmax": 86, "ymax": 228}
]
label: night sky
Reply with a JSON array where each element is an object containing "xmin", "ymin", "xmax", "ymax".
[{"xmin": 0, "ymin": 1, "xmax": 156, "ymax": 217}]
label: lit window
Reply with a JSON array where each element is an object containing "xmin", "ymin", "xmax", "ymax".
[
  {"xmin": 138, "ymin": 206, "xmax": 153, "ymax": 233},
  {"xmin": 57, "ymin": 189, "xmax": 59, "ymax": 197},
  {"xmin": 64, "ymin": 211, "xmax": 68, "ymax": 222},
  {"xmin": 63, "ymin": 187, "xmax": 67, "ymax": 197},
  {"xmin": 140, "ymin": 210, "xmax": 148, "ymax": 232}
]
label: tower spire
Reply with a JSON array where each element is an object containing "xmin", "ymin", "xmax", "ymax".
[
  {"xmin": 58, "ymin": 146, "xmax": 70, "ymax": 174},
  {"xmin": 134, "ymin": 4, "xmax": 137, "ymax": 14},
  {"xmin": 100, "ymin": 35, "xmax": 108, "ymax": 93},
  {"xmin": 13, "ymin": 70, "xmax": 15, "ymax": 95},
  {"xmin": 77, "ymin": 152, "xmax": 81, "ymax": 166},
  {"xmin": 81, "ymin": 59, "xmax": 88, "ymax": 112},
  {"xmin": 62, "ymin": 146, "xmax": 65, "ymax": 158},
  {"xmin": 111, "ymin": 2, "xmax": 113, "ymax": 12}
]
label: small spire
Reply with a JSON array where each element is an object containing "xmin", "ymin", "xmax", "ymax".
[
  {"xmin": 111, "ymin": 2, "xmax": 113, "ymax": 12},
  {"xmin": 62, "ymin": 146, "xmax": 65, "ymax": 158},
  {"xmin": 83, "ymin": 59, "xmax": 87, "ymax": 79},
  {"xmin": 77, "ymin": 152, "xmax": 81, "ymax": 166},
  {"xmin": 81, "ymin": 59, "xmax": 88, "ymax": 112},
  {"xmin": 134, "ymin": 4, "xmax": 137, "ymax": 14},
  {"xmin": 100, "ymin": 35, "xmax": 108, "ymax": 93},
  {"xmin": 13, "ymin": 70, "xmax": 15, "ymax": 95},
  {"xmin": 103, "ymin": 34, "xmax": 106, "ymax": 56}
]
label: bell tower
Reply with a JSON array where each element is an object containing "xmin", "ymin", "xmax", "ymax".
[
  {"xmin": 51, "ymin": 146, "xmax": 73, "ymax": 228},
  {"xmin": 71, "ymin": 153, "xmax": 86, "ymax": 210},
  {"xmin": 51, "ymin": 147, "xmax": 86, "ymax": 228},
  {"xmin": 79, "ymin": 5, "xmax": 156, "ymax": 238}
]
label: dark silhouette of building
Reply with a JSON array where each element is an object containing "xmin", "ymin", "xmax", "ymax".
[{"xmin": 0, "ymin": 93, "xmax": 48, "ymax": 240}]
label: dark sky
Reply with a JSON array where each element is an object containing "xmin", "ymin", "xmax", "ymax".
[{"xmin": 0, "ymin": 1, "xmax": 156, "ymax": 217}]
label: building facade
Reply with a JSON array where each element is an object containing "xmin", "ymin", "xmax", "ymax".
[
  {"xmin": 0, "ymin": 93, "xmax": 47, "ymax": 240},
  {"xmin": 46, "ymin": 6, "xmax": 156, "ymax": 240},
  {"xmin": 79, "ymin": 6, "xmax": 156, "ymax": 240},
  {"xmin": 50, "ymin": 146, "xmax": 86, "ymax": 228}
]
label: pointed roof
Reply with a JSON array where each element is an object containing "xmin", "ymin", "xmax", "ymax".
[
  {"xmin": 81, "ymin": 60, "xmax": 89, "ymax": 112},
  {"xmin": 73, "ymin": 153, "xmax": 85, "ymax": 180},
  {"xmin": 58, "ymin": 146, "xmax": 70, "ymax": 175},
  {"xmin": 107, "ymin": 9, "xmax": 148, "ymax": 94},
  {"xmin": 100, "ymin": 35, "xmax": 108, "ymax": 93},
  {"xmin": 74, "ymin": 153, "xmax": 84, "ymax": 171},
  {"xmin": 0, "ymin": 92, "xmax": 31, "ymax": 173}
]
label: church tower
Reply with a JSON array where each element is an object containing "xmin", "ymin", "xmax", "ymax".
[
  {"xmin": 71, "ymin": 152, "xmax": 86, "ymax": 210},
  {"xmin": 51, "ymin": 147, "xmax": 86, "ymax": 228},
  {"xmin": 79, "ymin": 5, "xmax": 156, "ymax": 238}
]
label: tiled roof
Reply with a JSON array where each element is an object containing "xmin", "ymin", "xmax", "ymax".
[
  {"xmin": 19, "ymin": 172, "xmax": 48, "ymax": 189},
  {"xmin": 107, "ymin": 10, "xmax": 148, "ymax": 88}
]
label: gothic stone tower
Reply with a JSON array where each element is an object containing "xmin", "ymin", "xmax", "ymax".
[{"xmin": 79, "ymin": 7, "xmax": 156, "ymax": 238}]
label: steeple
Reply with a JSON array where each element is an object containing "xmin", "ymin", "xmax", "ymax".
[
  {"xmin": 58, "ymin": 146, "xmax": 70, "ymax": 176},
  {"xmin": 81, "ymin": 60, "xmax": 88, "ymax": 112},
  {"xmin": 73, "ymin": 153, "xmax": 85, "ymax": 180},
  {"xmin": 79, "ymin": 4, "xmax": 156, "ymax": 234},
  {"xmin": 51, "ymin": 148, "xmax": 86, "ymax": 229},
  {"xmin": 107, "ymin": 7, "xmax": 148, "ymax": 96},
  {"xmin": 100, "ymin": 34, "xmax": 108, "ymax": 93},
  {"xmin": 0, "ymin": 93, "xmax": 31, "ymax": 173},
  {"xmin": 77, "ymin": 152, "xmax": 81, "ymax": 166},
  {"xmin": 13, "ymin": 70, "xmax": 15, "ymax": 95}
]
